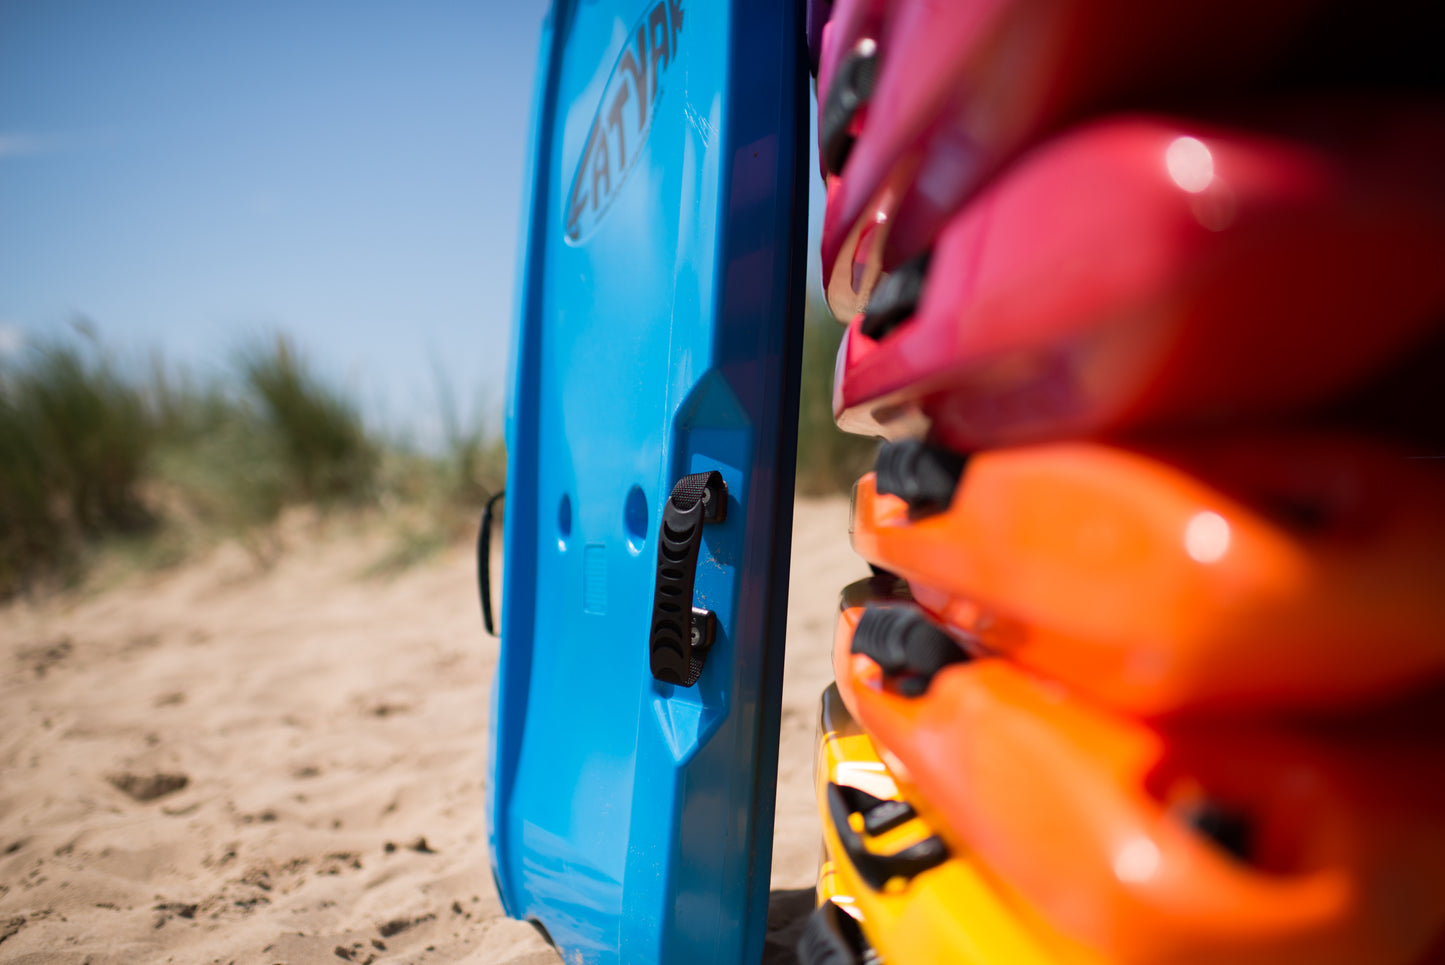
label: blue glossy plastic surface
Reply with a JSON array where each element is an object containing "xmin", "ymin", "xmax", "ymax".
[{"xmin": 487, "ymin": 1, "xmax": 808, "ymax": 962}]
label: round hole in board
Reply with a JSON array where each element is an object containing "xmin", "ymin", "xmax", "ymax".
[
  {"xmin": 557, "ymin": 493, "xmax": 572, "ymax": 546},
  {"xmin": 625, "ymin": 485, "xmax": 648, "ymax": 553}
]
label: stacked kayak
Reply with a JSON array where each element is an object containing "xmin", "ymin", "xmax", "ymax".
[
  {"xmin": 818, "ymin": 577, "xmax": 1445, "ymax": 965},
  {"xmin": 802, "ymin": 1, "xmax": 1445, "ymax": 963}
]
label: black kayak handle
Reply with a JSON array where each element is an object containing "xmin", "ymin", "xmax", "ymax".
[
  {"xmin": 826, "ymin": 782, "xmax": 948, "ymax": 891},
  {"xmin": 477, "ymin": 489, "xmax": 506, "ymax": 636},
  {"xmin": 649, "ymin": 471, "xmax": 726, "ymax": 686}
]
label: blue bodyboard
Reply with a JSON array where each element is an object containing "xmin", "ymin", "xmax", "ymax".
[{"xmin": 487, "ymin": 1, "xmax": 808, "ymax": 963}]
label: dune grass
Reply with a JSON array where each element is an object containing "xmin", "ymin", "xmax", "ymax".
[
  {"xmin": 2, "ymin": 304, "xmax": 862, "ymax": 598},
  {"xmin": 0, "ymin": 336, "xmax": 155, "ymax": 592},
  {"xmin": 0, "ymin": 329, "xmax": 505, "ymax": 598},
  {"xmin": 237, "ymin": 334, "xmax": 377, "ymax": 505}
]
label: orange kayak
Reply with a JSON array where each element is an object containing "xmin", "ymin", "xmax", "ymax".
[
  {"xmin": 849, "ymin": 435, "xmax": 1445, "ymax": 716},
  {"xmin": 832, "ymin": 581, "xmax": 1445, "ymax": 965},
  {"xmin": 806, "ymin": 679, "xmax": 1090, "ymax": 965}
]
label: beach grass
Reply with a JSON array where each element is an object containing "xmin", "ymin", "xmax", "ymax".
[
  {"xmin": 0, "ymin": 329, "xmax": 506, "ymax": 598},
  {"xmin": 2, "ymin": 308, "xmax": 862, "ymax": 598}
]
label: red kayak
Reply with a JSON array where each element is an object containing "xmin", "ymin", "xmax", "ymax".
[
  {"xmin": 815, "ymin": 0, "xmax": 1325, "ymax": 319},
  {"xmin": 832, "ymin": 108, "xmax": 1445, "ymax": 446}
]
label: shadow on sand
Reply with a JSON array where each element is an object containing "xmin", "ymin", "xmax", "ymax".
[{"xmin": 763, "ymin": 888, "xmax": 814, "ymax": 965}]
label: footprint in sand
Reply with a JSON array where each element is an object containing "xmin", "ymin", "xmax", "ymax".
[{"xmin": 107, "ymin": 772, "xmax": 189, "ymax": 803}]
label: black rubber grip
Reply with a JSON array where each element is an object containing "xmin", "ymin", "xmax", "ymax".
[
  {"xmin": 649, "ymin": 471, "xmax": 726, "ymax": 686},
  {"xmin": 833, "ymin": 783, "xmax": 916, "ymax": 836},
  {"xmin": 851, "ymin": 605, "xmax": 970, "ymax": 696},
  {"xmin": 477, "ymin": 490, "xmax": 506, "ymax": 637},
  {"xmin": 855, "ymin": 251, "xmax": 924, "ymax": 340},
  {"xmin": 827, "ymin": 782, "xmax": 948, "ymax": 890},
  {"xmin": 821, "ymin": 38, "xmax": 879, "ymax": 176},
  {"xmin": 862, "ymin": 797, "xmax": 916, "ymax": 836},
  {"xmin": 860, "ymin": 251, "xmax": 929, "ymax": 340},
  {"xmin": 874, "ymin": 438, "xmax": 968, "ymax": 517}
]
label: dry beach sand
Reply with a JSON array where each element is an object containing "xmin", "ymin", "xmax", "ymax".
[{"xmin": 0, "ymin": 497, "xmax": 866, "ymax": 964}]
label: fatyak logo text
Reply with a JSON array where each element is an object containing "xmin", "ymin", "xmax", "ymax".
[{"xmin": 564, "ymin": 0, "xmax": 684, "ymax": 243}]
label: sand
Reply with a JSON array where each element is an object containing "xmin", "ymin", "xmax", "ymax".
[{"xmin": 0, "ymin": 497, "xmax": 867, "ymax": 965}]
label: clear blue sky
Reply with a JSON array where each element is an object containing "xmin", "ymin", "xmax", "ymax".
[
  {"xmin": 0, "ymin": 0, "xmax": 549, "ymax": 440},
  {"xmin": 1, "ymin": 1, "xmax": 828, "ymax": 443}
]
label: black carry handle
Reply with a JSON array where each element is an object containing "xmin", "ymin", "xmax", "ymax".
[
  {"xmin": 826, "ymin": 782, "xmax": 948, "ymax": 891},
  {"xmin": 649, "ymin": 471, "xmax": 727, "ymax": 687},
  {"xmin": 872, "ymin": 437, "xmax": 968, "ymax": 517},
  {"xmin": 851, "ymin": 605, "xmax": 971, "ymax": 697},
  {"xmin": 477, "ymin": 489, "xmax": 506, "ymax": 637}
]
